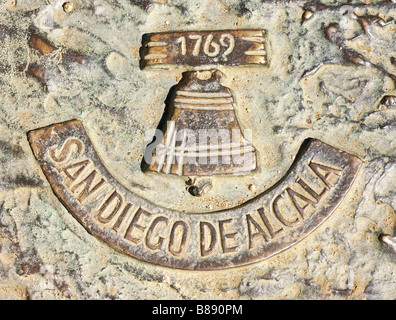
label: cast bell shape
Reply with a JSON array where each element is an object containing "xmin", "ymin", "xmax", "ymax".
[{"xmin": 143, "ymin": 70, "xmax": 257, "ymax": 176}]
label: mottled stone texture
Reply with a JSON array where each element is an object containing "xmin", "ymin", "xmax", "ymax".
[{"xmin": 0, "ymin": 0, "xmax": 395, "ymax": 299}]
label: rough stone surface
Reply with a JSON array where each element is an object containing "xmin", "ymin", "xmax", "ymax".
[
  {"xmin": 0, "ymin": 281, "xmax": 28, "ymax": 300},
  {"xmin": 0, "ymin": 0, "xmax": 395, "ymax": 299}
]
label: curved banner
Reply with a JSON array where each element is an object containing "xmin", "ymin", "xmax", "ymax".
[{"xmin": 28, "ymin": 120, "xmax": 361, "ymax": 270}]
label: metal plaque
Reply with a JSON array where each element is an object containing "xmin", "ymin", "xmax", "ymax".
[
  {"xmin": 141, "ymin": 30, "xmax": 267, "ymax": 68},
  {"xmin": 28, "ymin": 120, "xmax": 361, "ymax": 270},
  {"xmin": 0, "ymin": 0, "xmax": 395, "ymax": 300}
]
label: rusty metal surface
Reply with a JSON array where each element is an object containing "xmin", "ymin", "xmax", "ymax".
[
  {"xmin": 141, "ymin": 29, "xmax": 267, "ymax": 68},
  {"xmin": 28, "ymin": 120, "xmax": 362, "ymax": 270},
  {"xmin": 26, "ymin": 32, "xmax": 88, "ymax": 89}
]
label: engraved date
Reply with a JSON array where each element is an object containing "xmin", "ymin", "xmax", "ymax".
[{"xmin": 141, "ymin": 29, "xmax": 267, "ymax": 67}]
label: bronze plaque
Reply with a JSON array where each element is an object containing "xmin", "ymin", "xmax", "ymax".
[
  {"xmin": 143, "ymin": 69, "xmax": 258, "ymax": 176},
  {"xmin": 141, "ymin": 30, "xmax": 267, "ymax": 67},
  {"xmin": 28, "ymin": 120, "xmax": 361, "ymax": 270},
  {"xmin": 0, "ymin": 0, "xmax": 395, "ymax": 300}
]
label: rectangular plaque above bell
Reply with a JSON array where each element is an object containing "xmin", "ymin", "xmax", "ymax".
[
  {"xmin": 141, "ymin": 30, "xmax": 267, "ymax": 67},
  {"xmin": 140, "ymin": 30, "xmax": 268, "ymax": 176}
]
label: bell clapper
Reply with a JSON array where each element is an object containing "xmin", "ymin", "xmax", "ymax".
[{"xmin": 186, "ymin": 177, "xmax": 212, "ymax": 197}]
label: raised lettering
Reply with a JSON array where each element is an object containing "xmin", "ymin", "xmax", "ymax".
[
  {"xmin": 286, "ymin": 187, "xmax": 316, "ymax": 219},
  {"xmin": 168, "ymin": 220, "xmax": 189, "ymax": 257},
  {"xmin": 203, "ymin": 34, "xmax": 221, "ymax": 57},
  {"xmin": 218, "ymin": 219, "xmax": 238, "ymax": 253},
  {"xmin": 29, "ymin": 118, "xmax": 362, "ymax": 270},
  {"xmin": 71, "ymin": 169, "xmax": 106, "ymax": 204},
  {"xmin": 257, "ymin": 207, "xmax": 284, "ymax": 238},
  {"xmin": 189, "ymin": 34, "xmax": 202, "ymax": 56},
  {"xmin": 272, "ymin": 194, "xmax": 300, "ymax": 227},
  {"xmin": 94, "ymin": 190, "xmax": 123, "ymax": 224},
  {"xmin": 49, "ymin": 138, "xmax": 84, "ymax": 163},
  {"xmin": 297, "ymin": 177, "xmax": 327, "ymax": 203},
  {"xmin": 200, "ymin": 221, "xmax": 217, "ymax": 257},
  {"xmin": 142, "ymin": 30, "xmax": 267, "ymax": 67},
  {"xmin": 145, "ymin": 216, "xmax": 169, "ymax": 251},
  {"xmin": 246, "ymin": 213, "xmax": 270, "ymax": 249},
  {"xmin": 309, "ymin": 161, "xmax": 342, "ymax": 188},
  {"xmin": 220, "ymin": 34, "xmax": 235, "ymax": 60},
  {"xmin": 57, "ymin": 159, "xmax": 90, "ymax": 188},
  {"xmin": 124, "ymin": 208, "xmax": 152, "ymax": 244},
  {"xmin": 176, "ymin": 36, "xmax": 187, "ymax": 55},
  {"xmin": 176, "ymin": 33, "xmax": 236, "ymax": 60},
  {"xmin": 111, "ymin": 202, "xmax": 134, "ymax": 233}
]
